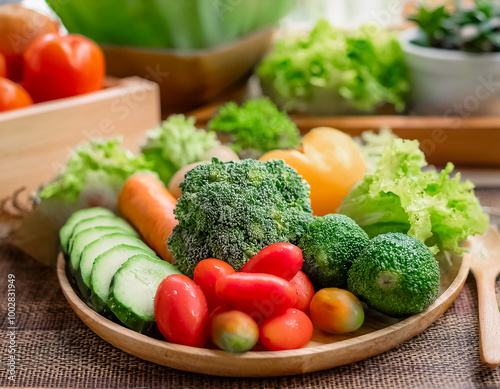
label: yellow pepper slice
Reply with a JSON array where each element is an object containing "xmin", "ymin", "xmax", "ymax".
[{"xmin": 259, "ymin": 127, "xmax": 366, "ymax": 216}]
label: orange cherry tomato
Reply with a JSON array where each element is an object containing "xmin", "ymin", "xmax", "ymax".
[
  {"xmin": 23, "ymin": 33, "xmax": 105, "ymax": 103},
  {"xmin": 240, "ymin": 242, "xmax": 303, "ymax": 281},
  {"xmin": 289, "ymin": 270, "xmax": 315, "ymax": 314},
  {"xmin": 0, "ymin": 77, "xmax": 33, "ymax": 112},
  {"xmin": 194, "ymin": 258, "xmax": 235, "ymax": 311},
  {"xmin": 260, "ymin": 308, "xmax": 313, "ymax": 351},
  {"xmin": 209, "ymin": 307, "xmax": 259, "ymax": 353},
  {"xmin": 154, "ymin": 274, "xmax": 209, "ymax": 348},
  {"xmin": 0, "ymin": 53, "xmax": 6, "ymax": 78},
  {"xmin": 309, "ymin": 288, "xmax": 364, "ymax": 335}
]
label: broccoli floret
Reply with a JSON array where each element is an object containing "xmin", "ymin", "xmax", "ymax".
[
  {"xmin": 348, "ymin": 232, "xmax": 440, "ymax": 317},
  {"xmin": 299, "ymin": 214, "xmax": 369, "ymax": 289},
  {"xmin": 168, "ymin": 158, "xmax": 313, "ymax": 277},
  {"xmin": 207, "ymin": 98, "xmax": 301, "ymax": 159}
]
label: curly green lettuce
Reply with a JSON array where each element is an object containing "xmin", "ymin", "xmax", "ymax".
[
  {"xmin": 339, "ymin": 139, "xmax": 489, "ymax": 256},
  {"xmin": 141, "ymin": 115, "xmax": 220, "ymax": 186},
  {"xmin": 257, "ymin": 19, "xmax": 409, "ymax": 112}
]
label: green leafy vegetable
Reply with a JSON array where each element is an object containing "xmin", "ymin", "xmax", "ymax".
[
  {"xmin": 207, "ymin": 98, "xmax": 301, "ymax": 159},
  {"xmin": 257, "ymin": 19, "xmax": 409, "ymax": 113},
  {"xmin": 141, "ymin": 115, "xmax": 220, "ymax": 186},
  {"xmin": 339, "ymin": 139, "xmax": 489, "ymax": 256},
  {"xmin": 355, "ymin": 128, "xmax": 399, "ymax": 172},
  {"xmin": 40, "ymin": 138, "xmax": 152, "ymax": 205}
]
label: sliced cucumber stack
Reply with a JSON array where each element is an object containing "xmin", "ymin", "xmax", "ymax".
[
  {"xmin": 90, "ymin": 245, "xmax": 158, "ymax": 312},
  {"xmin": 77, "ymin": 234, "xmax": 156, "ymax": 298},
  {"xmin": 60, "ymin": 207, "xmax": 113, "ymax": 252},
  {"xmin": 109, "ymin": 254, "xmax": 181, "ymax": 333}
]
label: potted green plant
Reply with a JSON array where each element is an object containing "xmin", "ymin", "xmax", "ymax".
[{"xmin": 401, "ymin": 0, "xmax": 500, "ymax": 116}]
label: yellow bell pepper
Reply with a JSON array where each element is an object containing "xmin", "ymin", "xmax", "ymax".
[{"xmin": 259, "ymin": 127, "xmax": 366, "ymax": 216}]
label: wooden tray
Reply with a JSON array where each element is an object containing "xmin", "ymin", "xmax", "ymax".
[{"xmin": 56, "ymin": 252, "xmax": 469, "ymax": 377}]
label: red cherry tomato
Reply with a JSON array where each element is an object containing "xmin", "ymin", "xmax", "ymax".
[
  {"xmin": 290, "ymin": 270, "xmax": 315, "ymax": 314},
  {"xmin": 0, "ymin": 77, "xmax": 33, "ymax": 112},
  {"xmin": 215, "ymin": 272, "xmax": 297, "ymax": 325},
  {"xmin": 23, "ymin": 33, "xmax": 105, "ymax": 103},
  {"xmin": 240, "ymin": 242, "xmax": 303, "ymax": 281},
  {"xmin": 260, "ymin": 308, "xmax": 313, "ymax": 351},
  {"xmin": 194, "ymin": 258, "xmax": 235, "ymax": 311},
  {"xmin": 0, "ymin": 53, "xmax": 6, "ymax": 78},
  {"xmin": 154, "ymin": 274, "xmax": 209, "ymax": 347},
  {"xmin": 309, "ymin": 288, "xmax": 364, "ymax": 334}
]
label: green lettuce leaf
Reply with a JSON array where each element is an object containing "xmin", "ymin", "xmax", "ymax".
[
  {"xmin": 339, "ymin": 139, "xmax": 489, "ymax": 255},
  {"xmin": 141, "ymin": 115, "xmax": 220, "ymax": 186}
]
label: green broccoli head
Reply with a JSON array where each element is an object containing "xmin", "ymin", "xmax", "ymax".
[
  {"xmin": 348, "ymin": 232, "xmax": 440, "ymax": 317},
  {"xmin": 299, "ymin": 214, "xmax": 369, "ymax": 289},
  {"xmin": 168, "ymin": 158, "xmax": 313, "ymax": 277}
]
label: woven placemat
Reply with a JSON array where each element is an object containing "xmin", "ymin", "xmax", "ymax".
[{"xmin": 1, "ymin": 188, "xmax": 500, "ymax": 389}]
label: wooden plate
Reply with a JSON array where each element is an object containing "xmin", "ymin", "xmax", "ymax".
[{"xmin": 57, "ymin": 251, "xmax": 469, "ymax": 377}]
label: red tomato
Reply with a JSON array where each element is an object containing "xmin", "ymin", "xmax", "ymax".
[
  {"xmin": 0, "ymin": 77, "xmax": 33, "ymax": 112},
  {"xmin": 154, "ymin": 274, "xmax": 209, "ymax": 347},
  {"xmin": 209, "ymin": 307, "xmax": 259, "ymax": 353},
  {"xmin": 240, "ymin": 242, "xmax": 303, "ymax": 281},
  {"xmin": 0, "ymin": 53, "xmax": 6, "ymax": 78},
  {"xmin": 309, "ymin": 288, "xmax": 364, "ymax": 334},
  {"xmin": 23, "ymin": 33, "xmax": 105, "ymax": 103},
  {"xmin": 215, "ymin": 272, "xmax": 297, "ymax": 325},
  {"xmin": 290, "ymin": 270, "xmax": 315, "ymax": 314},
  {"xmin": 194, "ymin": 258, "xmax": 235, "ymax": 311},
  {"xmin": 260, "ymin": 308, "xmax": 313, "ymax": 351}
]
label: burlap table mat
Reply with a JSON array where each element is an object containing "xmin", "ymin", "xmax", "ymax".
[{"xmin": 1, "ymin": 189, "xmax": 500, "ymax": 389}]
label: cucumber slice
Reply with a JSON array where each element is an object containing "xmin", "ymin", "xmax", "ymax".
[
  {"xmin": 78, "ymin": 234, "xmax": 156, "ymax": 298},
  {"xmin": 60, "ymin": 207, "xmax": 113, "ymax": 253},
  {"xmin": 69, "ymin": 227, "xmax": 128, "ymax": 276},
  {"xmin": 109, "ymin": 254, "xmax": 181, "ymax": 333},
  {"xmin": 67, "ymin": 215, "xmax": 137, "ymax": 254},
  {"xmin": 90, "ymin": 245, "xmax": 158, "ymax": 312}
]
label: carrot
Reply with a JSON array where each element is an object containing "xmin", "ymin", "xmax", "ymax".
[{"xmin": 117, "ymin": 174, "xmax": 178, "ymax": 263}]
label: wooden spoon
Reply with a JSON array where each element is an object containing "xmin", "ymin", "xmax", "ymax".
[{"xmin": 464, "ymin": 225, "xmax": 500, "ymax": 368}]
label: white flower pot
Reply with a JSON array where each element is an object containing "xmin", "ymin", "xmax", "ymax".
[{"xmin": 401, "ymin": 29, "xmax": 500, "ymax": 116}]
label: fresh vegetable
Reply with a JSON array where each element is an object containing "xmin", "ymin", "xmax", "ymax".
[
  {"xmin": 40, "ymin": 138, "xmax": 152, "ymax": 208},
  {"xmin": 167, "ymin": 162, "xmax": 204, "ymax": 199},
  {"xmin": 109, "ymin": 254, "xmax": 181, "ymax": 333},
  {"xmin": 207, "ymin": 98, "xmax": 301, "ymax": 159},
  {"xmin": 260, "ymin": 127, "xmax": 367, "ymax": 216},
  {"xmin": 339, "ymin": 138, "xmax": 489, "ymax": 257},
  {"xmin": 209, "ymin": 307, "xmax": 259, "ymax": 353},
  {"xmin": 0, "ymin": 4, "xmax": 58, "ymax": 80},
  {"xmin": 259, "ymin": 308, "xmax": 313, "ymax": 351},
  {"xmin": 240, "ymin": 242, "xmax": 303, "ymax": 281},
  {"xmin": 257, "ymin": 19, "xmax": 409, "ymax": 113},
  {"xmin": 193, "ymin": 258, "xmax": 236, "ymax": 311},
  {"xmin": 141, "ymin": 115, "xmax": 221, "ymax": 186},
  {"xmin": 348, "ymin": 233, "xmax": 440, "ymax": 317},
  {"xmin": 168, "ymin": 158, "xmax": 313, "ymax": 277},
  {"xmin": 299, "ymin": 214, "xmax": 369, "ymax": 289},
  {"xmin": 409, "ymin": 1, "xmax": 500, "ymax": 53},
  {"xmin": 154, "ymin": 274, "xmax": 209, "ymax": 347},
  {"xmin": 0, "ymin": 53, "xmax": 6, "ymax": 78},
  {"xmin": 354, "ymin": 128, "xmax": 398, "ymax": 172},
  {"xmin": 118, "ymin": 174, "xmax": 178, "ymax": 262},
  {"xmin": 215, "ymin": 272, "xmax": 297, "ymax": 324},
  {"xmin": 309, "ymin": 288, "xmax": 364, "ymax": 334},
  {"xmin": 0, "ymin": 77, "xmax": 33, "ymax": 112},
  {"xmin": 289, "ymin": 270, "xmax": 315, "ymax": 314},
  {"xmin": 90, "ymin": 244, "xmax": 157, "ymax": 312}
]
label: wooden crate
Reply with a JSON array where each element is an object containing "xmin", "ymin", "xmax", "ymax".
[{"xmin": 0, "ymin": 77, "xmax": 160, "ymax": 198}]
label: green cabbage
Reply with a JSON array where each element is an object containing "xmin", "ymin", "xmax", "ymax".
[
  {"xmin": 257, "ymin": 19, "xmax": 409, "ymax": 112},
  {"xmin": 339, "ymin": 139, "xmax": 489, "ymax": 256},
  {"xmin": 141, "ymin": 115, "xmax": 219, "ymax": 186}
]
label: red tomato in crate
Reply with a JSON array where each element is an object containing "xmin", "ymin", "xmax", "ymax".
[
  {"xmin": 260, "ymin": 308, "xmax": 313, "ymax": 351},
  {"xmin": 0, "ymin": 77, "xmax": 33, "ymax": 112},
  {"xmin": 240, "ymin": 242, "xmax": 303, "ymax": 281},
  {"xmin": 23, "ymin": 33, "xmax": 105, "ymax": 103},
  {"xmin": 0, "ymin": 53, "xmax": 6, "ymax": 78},
  {"xmin": 194, "ymin": 258, "xmax": 235, "ymax": 311},
  {"xmin": 154, "ymin": 274, "xmax": 209, "ymax": 348},
  {"xmin": 290, "ymin": 270, "xmax": 315, "ymax": 314}
]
